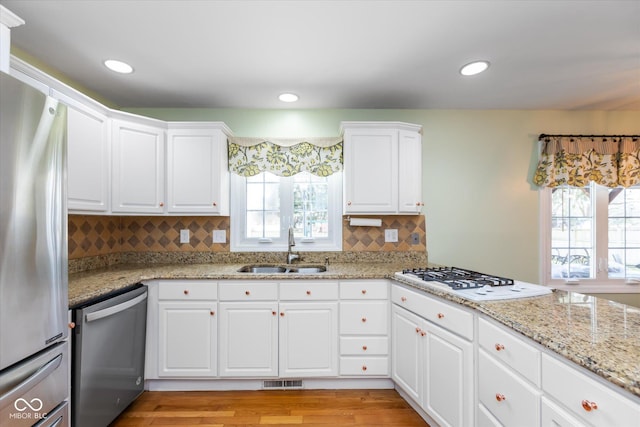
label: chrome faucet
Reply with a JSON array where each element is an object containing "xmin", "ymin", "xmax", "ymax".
[{"xmin": 286, "ymin": 226, "xmax": 300, "ymax": 264}]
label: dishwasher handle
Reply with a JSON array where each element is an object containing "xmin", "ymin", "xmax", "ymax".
[
  {"xmin": 0, "ymin": 353, "xmax": 62, "ymax": 411},
  {"xmin": 85, "ymin": 292, "xmax": 147, "ymax": 323}
]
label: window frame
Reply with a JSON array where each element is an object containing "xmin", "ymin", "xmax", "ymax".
[
  {"xmin": 540, "ymin": 184, "xmax": 640, "ymax": 293},
  {"xmin": 230, "ymin": 171, "xmax": 343, "ymax": 252}
]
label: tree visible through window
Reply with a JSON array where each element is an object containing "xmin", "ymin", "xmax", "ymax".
[{"xmin": 293, "ymin": 173, "xmax": 328, "ymax": 239}]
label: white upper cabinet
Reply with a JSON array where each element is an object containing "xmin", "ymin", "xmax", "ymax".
[
  {"xmin": 398, "ymin": 130, "xmax": 424, "ymax": 213},
  {"xmin": 341, "ymin": 122, "xmax": 423, "ymax": 214},
  {"xmin": 111, "ymin": 116, "xmax": 166, "ymax": 214},
  {"xmin": 343, "ymin": 127, "xmax": 398, "ymax": 213},
  {"xmin": 166, "ymin": 123, "xmax": 231, "ymax": 215},
  {"xmin": 56, "ymin": 91, "xmax": 111, "ymax": 213}
]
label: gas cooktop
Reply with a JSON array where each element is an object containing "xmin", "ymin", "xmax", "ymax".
[{"xmin": 395, "ymin": 266, "xmax": 553, "ymax": 302}]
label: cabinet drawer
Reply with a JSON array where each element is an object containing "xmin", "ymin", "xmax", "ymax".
[
  {"xmin": 340, "ymin": 356, "xmax": 389, "ymax": 376},
  {"xmin": 477, "ymin": 404, "xmax": 502, "ymax": 427},
  {"xmin": 541, "ymin": 396, "xmax": 587, "ymax": 427},
  {"xmin": 218, "ymin": 281, "xmax": 278, "ymax": 301},
  {"xmin": 479, "ymin": 317, "xmax": 540, "ymax": 386},
  {"xmin": 541, "ymin": 353, "xmax": 640, "ymax": 427},
  {"xmin": 279, "ymin": 281, "xmax": 338, "ymax": 300},
  {"xmin": 340, "ymin": 337, "xmax": 388, "ymax": 355},
  {"xmin": 479, "ymin": 349, "xmax": 541, "ymax": 427},
  {"xmin": 158, "ymin": 280, "xmax": 217, "ymax": 300},
  {"xmin": 340, "ymin": 280, "xmax": 389, "ymax": 299},
  {"xmin": 391, "ymin": 284, "xmax": 473, "ymax": 340},
  {"xmin": 340, "ymin": 301, "xmax": 389, "ymax": 335}
]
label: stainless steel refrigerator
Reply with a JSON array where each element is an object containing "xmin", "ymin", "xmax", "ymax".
[{"xmin": 0, "ymin": 71, "xmax": 70, "ymax": 426}]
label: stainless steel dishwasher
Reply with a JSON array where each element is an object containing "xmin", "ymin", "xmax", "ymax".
[{"xmin": 71, "ymin": 284, "xmax": 147, "ymax": 427}]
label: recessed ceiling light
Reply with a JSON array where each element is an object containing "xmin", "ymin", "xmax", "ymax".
[
  {"xmin": 104, "ymin": 59, "xmax": 134, "ymax": 74},
  {"xmin": 460, "ymin": 60, "xmax": 490, "ymax": 76},
  {"xmin": 278, "ymin": 93, "xmax": 299, "ymax": 103}
]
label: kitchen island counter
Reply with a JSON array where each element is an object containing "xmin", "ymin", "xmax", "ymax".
[{"xmin": 70, "ymin": 263, "xmax": 640, "ymax": 399}]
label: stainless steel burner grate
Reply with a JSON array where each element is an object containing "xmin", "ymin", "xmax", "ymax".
[{"xmin": 401, "ymin": 267, "xmax": 514, "ymax": 290}]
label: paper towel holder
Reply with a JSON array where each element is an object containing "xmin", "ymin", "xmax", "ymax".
[{"xmin": 345, "ymin": 216, "xmax": 383, "ymax": 227}]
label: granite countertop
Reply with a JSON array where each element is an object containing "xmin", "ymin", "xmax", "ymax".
[
  {"xmin": 68, "ymin": 261, "xmax": 408, "ymax": 307},
  {"xmin": 69, "ymin": 262, "xmax": 640, "ymax": 399}
]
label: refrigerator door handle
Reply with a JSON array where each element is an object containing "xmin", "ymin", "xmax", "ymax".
[
  {"xmin": 85, "ymin": 292, "xmax": 147, "ymax": 323},
  {"xmin": 0, "ymin": 353, "xmax": 62, "ymax": 410}
]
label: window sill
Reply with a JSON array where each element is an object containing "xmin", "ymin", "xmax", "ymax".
[{"xmin": 550, "ymin": 282, "xmax": 640, "ymax": 294}]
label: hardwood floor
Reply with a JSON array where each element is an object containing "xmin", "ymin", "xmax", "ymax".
[{"xmin": 110, "ymin": 389, "xmax": 430, "ymax": 426}]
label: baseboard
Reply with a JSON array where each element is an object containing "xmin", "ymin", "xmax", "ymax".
[{"xmin": 145, "ymin": 377, "xmax": 394, "ymax": 392}]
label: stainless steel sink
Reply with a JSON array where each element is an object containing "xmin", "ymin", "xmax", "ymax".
[
  {"xmin": 237, "ymin": 265, "xmax": 288, "ymax": 273},
  {"xmin": 287, "ymin": 266, "xmax": 327, "ymax": 273},
  {"xmin": 237, "ymin": 264, "xmax": 327, "ymax": 274}
]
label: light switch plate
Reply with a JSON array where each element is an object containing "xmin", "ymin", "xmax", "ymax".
[
  {"xmin": 179, "ymin": 229, "xmax": 190, "ymax": 244},
  {"xmin": 212, "ymin": 230, "xmax": 226, "ymax": 243},
  {"xmin": 385, "ymin": 229, "xmax": 398, "ymax": 243}
]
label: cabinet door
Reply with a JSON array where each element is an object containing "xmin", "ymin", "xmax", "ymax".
[
  {"xmin": 218, "ymin": 302, "xmax": 278, "ymax": 377},
  {"xmin": 398, "ymin": 130, "xmax": 423, "ymax": 213},
  {"xmin": 422, "ymin": 320, "xmax": 473, "ymax": 427},
  {"xmin": 167, "ymin": 128, "xmax": 229, "ymax": 214},
  {"xmin": 112, "ymin": 119, "xmax": 165, "ymax": 213},
  {"xmin": 279, "ymin": 302, "xmax": 338, "ymax": 377},
  {"xmin": 67, "ymin": 104, "xmax": 110, "ymax": 212},
  {"xmin": 343, "ymin": 129, "xmax": 398, "ymax": 213},
  {"xmin": 391, "ymin": 304, "xmax": 422, "ymax": 402},
  {"xmin": 158, "ymin": 301, "xmax": 217, "ymax": 377}
]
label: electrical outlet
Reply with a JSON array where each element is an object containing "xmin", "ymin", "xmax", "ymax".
[
  {"xmin": 179, "ymin": 229, "xmax": 190, "ymax": 244},
  {"xmin": 384, "ymin": 229, "xmax": 398, "ymax": 243},
  {"xmin": 410, "ymin": 232, "xmax": 420, "ymax": 245},
  {"xmin": 212, "ymin": 230, "xmax": 226, "ymax": 243}
]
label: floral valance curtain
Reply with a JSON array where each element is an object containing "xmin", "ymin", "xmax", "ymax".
[
  {"xmin": 228, "ymin": 137, "xmax": 343, "ymax": 177},
  {"xmin": 533, "ymin": 135, "xmax": 640, "ymax": 188}
]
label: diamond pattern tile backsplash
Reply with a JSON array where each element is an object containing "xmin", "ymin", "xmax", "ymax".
[
  {"xmin": 342, "ymin": 215, "xmax": 426, "ymax": 251},
  {"xmin": 68, "ymin": 215, "xmax": 230, "ymax": 259},
  {"xmin": 68, "ymin": 214, "xmax": 425, "ymax": 259}
]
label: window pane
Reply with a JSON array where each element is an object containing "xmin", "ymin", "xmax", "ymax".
[
  {"xmin": 608, "ymin": 186, "xmax": 640, "ymax": 278},
  {"xmin": 245, "ymin": 211, "xmax": 281, "ymax": 238},
  {"xmin": 264, "ymin": 183, "xmax": 280, "ymax": 210},
  {"xmin": 245, "ymin": 172, "xmax": 281, "ymax": 239},
  {"xmin": 551, "ymin": 186, "xmax": 594, "ymax": 279},
  {"xmin": 292, "ymin": 172, "xmax": 329, "ymax": 238},
  {"xmin": 246, "ymin": 211, "xmax": 264, "ymax": 238},
  {"xmin": 246, "ymin": 184, "xmax": 264, "ymax": 210},
  {"xmin": 264, "ymin": 211, "xmax": 281, "ymax": 238}
]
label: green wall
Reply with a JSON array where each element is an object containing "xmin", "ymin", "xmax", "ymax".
[{"xmin": 126, "ymin": 107, "xmax": 640, "ymax": 284}]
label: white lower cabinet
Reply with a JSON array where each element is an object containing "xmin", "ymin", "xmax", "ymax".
[
  {"xmin": 541, "ymin": 353, "xmax": 640, "ymax": 427},
  {"xmin": 479, "ymin": 315, "xmax": 640, "ymax": 427},
  {"xmin": 279, "ymin": 302, "xmax": 338, "ymax": 377},
  {"xmin": 391, "ymin": 304, "xmax": 422, "ymax": 402},
  {"xmin": 479, "ymin": 348, "xmax": 541, "ymax": 427},
  {"xmin": 218, "ymin": 301, "xmax": 279, "ymax": 377},
  {"xmin": 340, "ymin": 280, "xmax": 390, "ymax": 376},
  {"xmin": 422, "ymin": 320, "xmax": 473, "ymax": 427},
  {"xmin": 158, "ymin": 302, "xmax": 217, "ymax": 377},
  {"xmin": 218, "ymin": 280, "xmax": 338, "ymax": 378},
  {"xmin": 144, "ymin": 277, "xmax": 640, "ymax": 427},
  {"xmin": 218, "ymin": 281, "xmax": 279, "ymax": 377},
  {"xmin": 391, "ymin": 284, "xmax": 474, "ymax": 427},
  {"xmin": 155, "ymin": 280, "xmax": 218, "ymax": 377}
]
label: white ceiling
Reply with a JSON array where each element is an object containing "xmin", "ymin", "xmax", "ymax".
[{"xmin": 2, "ymin": 0, "xmax": 639, "ymax": 110}]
